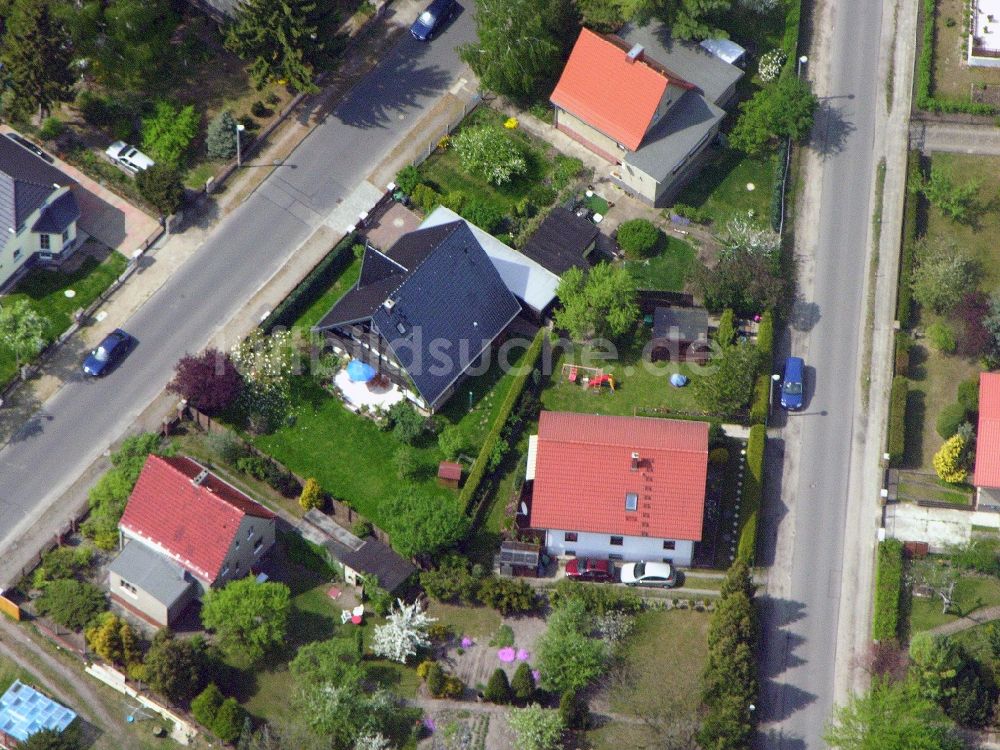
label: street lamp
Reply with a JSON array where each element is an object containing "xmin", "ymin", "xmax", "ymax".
[
  {"xmin": 797, "ymin": 55, "xmax": 809, "ymax": 77},
  {"xmin": 235, "ymin": 123, "xmax": 246, "ymax": 167}
]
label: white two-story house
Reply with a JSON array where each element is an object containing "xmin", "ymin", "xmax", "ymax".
[{"xmin": 527, "ymin": 411, "xmax": 709, "ymax": 567}]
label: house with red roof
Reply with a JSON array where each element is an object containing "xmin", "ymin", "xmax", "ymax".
[
  {"xmin": 527, "ymin": 411, "xmax": 709, "ymax": 566},
  {"xmin": 108, "ymin": 455, "xmax": 276, "ymax": 627},
  {"xmin": 974, "ymin": 372, "xmax": 1000, "ymax": 509},
  {"xmin": 549, "ymin": 24, "xmax": 743, "ymax": 207}
]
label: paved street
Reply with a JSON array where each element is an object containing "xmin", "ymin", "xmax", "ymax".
[
  {"xmin": 0, "ymin": 10, "xmax": 476, "ymax": 580},
  {"xmin": 910, "ymin": 119, "xmax": 1000, "ymax": 154}
]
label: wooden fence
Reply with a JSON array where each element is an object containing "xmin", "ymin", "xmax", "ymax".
[{"xmin": 0, "ymin": 594, "xmax": 20, "ymax": 621}]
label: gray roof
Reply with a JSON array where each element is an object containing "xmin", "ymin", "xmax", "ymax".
[
  {"xmin": 31, "ymin": 190, "xmax": 80, "ymax": 234},
  {"xmin": 653, "ymin": 306, "xmax": 709, "ymax": 343},
  {"xmin": 520, "ymin": 207, "xmax": 599, "ymax": 276},
  {"xmin": 619, "ymin": 22, "xmax": 744, "ymax": 106},
  {"xmin": 189, "ymin": 0, "xmax": 239, "ymax": 19},
  {"xmin": 0, "ymin": 136, "xmax": 75, "ymax": 233},
  {"xmin": 109, "ymin": 542, "xmax": 194, "ymax": 607},
  {"xmin": 700, "ymin": 38, "xmax": 747, "ymax": 66},
  {"xmin": 624, "ymin": 90, "xmax": 725, "ymax": 184},
  {"xmin": 340, "ymin": 539, "xmax": 417, "ymax": 593}
]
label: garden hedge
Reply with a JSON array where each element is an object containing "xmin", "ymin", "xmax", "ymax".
[
  {"xmin": 887, "ymin": 376, "xmax": 908, "ymax": 466},
  {"xmin": 770, "ymin": 141, "xmax": 788, "ymax": 232},
  {"xmin": 896, "ymin": 152, "xmax": 921, "ymax": 328},
  {"xmin": 894, "ymin": 332, "xmax": 912, "ymax": 377},
  {"xmin": 460, "ymin": 329, "xmax": 545, "ymax": 512},
  {"xmin": 757, "ymin": 310, "xmax": 774, "ymax": 364},
  {"xmin": 737, "ymin": 424, "xmax": 766, "ymax": 562},
  {"xmin": 872, "ymin": 539, "xmax": 904, "ymax": 641},
  {"xmin": 261, "ymin": 232, "xmax": 356, "ymax": 332},
  {"xmin": 749, "ymin": 374, "xmax": 770, "ymax": 426}
]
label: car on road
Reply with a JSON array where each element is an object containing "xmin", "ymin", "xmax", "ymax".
[
  {"xmin": 82, "ymin": 329, "xmax": 133, "ymax": 377},
  {"xmin": 620, "ymin": 561, "xmax": 677, "ymax": 588},
  {"xmin": 105, "ymin": 141, "xmax": 154, "ymax": 175},
  {"xmin": 780, "ymin": 355, "xmax": 805, "ymax": 411},
  {"xmin": 565, "ymin": 558, "xmax": 614, "ymax": 582},
  {"xmin": 5, "ymin": 132, "xmax": 54, "ymax": 163},
  {"xmin": 410, "ymin": 0, "xmax": 456, "ymax": 41}
]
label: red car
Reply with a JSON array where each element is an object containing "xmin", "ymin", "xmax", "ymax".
[{"xmin": 565, "ymin": 558, "xmax": 614, "ymax": 582}]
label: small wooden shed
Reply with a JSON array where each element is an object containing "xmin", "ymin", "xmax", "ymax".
[{"xmin": 437, "ymin": 461, "xmax": 462, "ymax": 489}]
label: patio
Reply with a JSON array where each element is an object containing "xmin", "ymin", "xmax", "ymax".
[{"xmin": 334, "ymin": 367, "xmax": 405, "ymax": 412}]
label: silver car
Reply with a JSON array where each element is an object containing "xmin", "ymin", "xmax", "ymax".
[
  {"xmin": 105, "ymin": 141, "xmax": 154, "ymax": 174},
  {"xmin": 620, "ymin": 561, "xmax": 677, "ymax": 588}
]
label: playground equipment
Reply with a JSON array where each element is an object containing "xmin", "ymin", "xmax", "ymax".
[
  {"xmin": 562, "ymin": 363, "xmax": 603, "ymax": 383},
  {"xmin": 587, "ymin": 374, "xmax": 616, "ymax": 391}
]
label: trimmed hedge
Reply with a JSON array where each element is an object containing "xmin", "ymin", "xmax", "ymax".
[
  {"xmin": 737, "ymin": 424, "xmax": 766, "ymax": 562},
  {"xmin": 749, "ymin": 374, "xmax": 770, "ymax": 426},
  {"xmin": 887, "ymin": 376, "xmax": 908, "ymax": 466},
  {"xmin": 460, "ymin": 329, "xmax": 545, "ymax": 512},
  {"xmin": 894, "ymin": 332, "xmax": 912, "ymax": 377},
  {"xmin": 770, "ymin": 141, "xmax": 787, "ymax": 233},
  {"xmin": 261, "ymin": 232, "xmax": 357, "ymax": 332},
  {"xmin": 757, "ymin": 310, "xmax": 774, "ymax": 364},
  {"xmin": 896, "ymin": 152, "xmax": 921, "ymax": 328},
  {"xmin": 872, "ymin": 539, "xmax": 904, "ymax": 641}
]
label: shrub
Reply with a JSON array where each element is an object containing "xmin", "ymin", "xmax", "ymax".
[
  {"xmin": 393, "ymin": 446, "xmax": 417, "ymax": 479},
  {"xmin": 512, "ymin": 662, "xmax": 536, "ymax": 703},
  {"xmin": 452, "ymin": 125, "xmax": 527, "ymax": 185},
  {"xmin": 616, "ymin": 219, "xmax": 660, "ymax": 259},
  {"xmin": 206, "ymin": 111, "xmax": 239, "ymax": 160},
  {"xmin": 715, "ymin": 308, "xmax": 736, "ymax": 347},
  {"xmin": 770, "ymin": 140, "xmax": 788, "ymax": 231},
  {"xmin": 911, "ymin": 239, "xmax": 975, "ymax": 314},
  {"xmin": 136, "ymin": 164, "xmax": 184, "ymax": 216},
  {"xmin": 250, "ymin": 100, "xmax": 272, "ymax": 118},
  {"xmin": 299, "ymin": 477, "xmax": 324, "ymax": 511},
  {"xmin": 34, "ymin": 579, "xmax": 107, "ymax": 631},
  {"xmin": 737, "ymin": 425, "xmax": 765, "ymax": 561},
  {"xmin": 410, "ymin": 183, "xmax": 442, "ymax": 214},
  {"xmin": 551, "ymin": 155, "xmax": 584, "ymax": 189},
  {"xmin": 461, "ymin": 199, "xmax": 503, "ymax": 233},
  {"xmin": 548, "ymin": 578, "xmax": 642, "ymax": 616},
  {"xmin": 894, "ymin": 332, "xmax": 912, "ymax": 376},
  {"xmin": 749, "ymin": 374, "xmax": 770, "ymax": 426},
  {"xmin": 897, "ymin": 152, "xmax": 921, "ymax": 327},
  {"xmin": 212, "ymin": 698, "xmax": 246, "ymax": 743},
  {"xmin": 485, "ymin": 668, "xmax": 513, "ymax": 704},
  {"xmin": 437, "ymin": 426, "xmax": 465, "ymax": 460},
  {"xmin": 141, "ymin": 101, "xmax": 198, "ymax": 168},
  {"xmin": 426, "ymin": 661, "xmax": 446, "ymax": 697},
  {"xmin": 559, "ymin": 690, "xmax": 589, "ymax": 730},
  {"xmin": 442, "ymin": 675, "xmax": 465, "ymax": 699},
  {"xmin": 33, "ymin": 546, "xmax": 93, "ymax": 588},
  {"xmin": 671, "ymin": 203, "xmax": 712, "ymax": 224},
  {"xmin": 757, "ymin": 309, "xmax": 774, "ymax": 362},
  {"xmin": 926, "ymin": 321, "xmax": 956, "ymax": 353},
  {"xmin": 39, "ymin": 118, "xmax": 64, "ymax": 141},
  {"xmin": 955, "ymin": 291, "xmax": 993, "ymax": 357},
  {"xmin": 887, "ymin": 376, "xmax": 908, "ymax": 465},
  {"xmin": 934, "ymin": 434, "xmax": 968, "ymax": 483},
  {"xmin": 476, "ymin": 575, "xmax": 537, "ymax": 614},
  {"xmin": 395, "ymin": 165, "xmax": 420, "ymax": 194},
  {"xmin": 959, "ymin": 379, "xmax": 980, "ymax": 414},
  {"xmin": 871, "ymin": 539, "xmax": 903, "ymax": 641},
  {"xmin": 936, "ymin": 402, "xmax": 968, "ymax": 439},
  {"xmin": 416, "ymin": 659, "xmax": 436, "ymax": 681},
  {"xmin": 191, "ymin": 683, "xmax": 224, "ymax": 729},
  {"xmin": 352, "ymin": 519, "xmax": 373, "ymax": 539},
  {"xmin": 709, "ymin": 447, "xmax": 730, "ymax": 465},
  {"xmin": 387, "ymin": 401, "xmax": 426, "ymax": 444}
]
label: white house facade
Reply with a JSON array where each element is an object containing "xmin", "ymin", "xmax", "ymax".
[{"xmin": 544, "ymin": 529, "xmax": 694, "ymax": 567}]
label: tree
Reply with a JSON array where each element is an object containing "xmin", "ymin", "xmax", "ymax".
[
  {"xmin": 142, "ymin": 630, "xmax": 205, "ymax": 703},
  {"xmin": 913, "ymin": 167, "xmax": 981, "ymax": 223},
  {"xmin": 393, "ymin": 446, "xmax": 417, "ymax": 480},
  {"xmin": 718, "ymin": 214, "xmax": 781, "ymax": 261},
  {"xmin": 692, "ymin": 341, "xmax": 759, "ymax": 414},
  {"xmin": 910, "ymin": 239, "xmax": 975, "ymax": 314},
  {"xmin": 191, "ymin": 683, "xmax": 224, "ymax": 729},
  {"xmin": 206, "ymin": 111, "xmax": 239, "ymax": 161},
  {"xmin": 34, "ymin": 579, "xmax": 106, "ymax": 631},
  {"xmin": 168, "ymin": 349, "xmax": 243, "ymax": 415},
  {"xmin": 558, "ymin": 690, "xmax": 589, "ymax": 730},
  {"xmin": 459, "ymin": 0, "xmax": 563, "ymax": 103},
  {"xmin": 298, "ymin": 477, "xmax": 323, "ymax": 511},
  {"xmin": 0, "ymin": 299, "xmax": 47, "ymax": 369},
  {"xmin": 453, "ymin": 125, "xmax": 528, "ymax": 186},
  {"xmin": 437, "ymin": 426, "xmax": 466, "ymax": 460},
  {"xmin": 933, "ymin": 434, "xmax": 968, "ymax": 484},
  {"xmin": 824, "ymin": 678, "xmax": 963, "ymax": 750},
  {"xmin": 19, "ymin": 729, "xmax": 79, "ymax": 750},
  {"xmin": 909, "ymin": 633, "xmax": 961, "ymax": 704},
  {"xmin": 537, "ymin": 599, "xmax": 606, "ymax": 694},
  {"xmin": 616, "ymin": 219, "xmax": 661, "ymax": 259},
  {"xmin": 910, "ymin": 559, "xmax": 960, "ymax": 615},
  {"xmin": 485, "ymin": 667, "xmax": 513, "ymax": 703},
  {"xmin": 85, "ymin": 613, "xmax": 141, "ymax": 666},
  {"xmin": 729, "ymin": 76, "xmax": 819, "ymax": 154},
  {"xmin": 226, "ymin": 0, "xmax": 320, "ymax": 92},
  {"xmin": 141, "ymin": 101, "xmax": 199, "ymax": 168},
  {"xmin": 370, "ymin": 599, "xmax": 435, "ymax": 664},
  {"xmin": 511, "ymin": 662, "xmax": 536, "ymax": 703},
  {"xmin": 290, "ymin": 636, "xmax": 363, "ymax": 687},
  {"xmin": 955, "ymin": 291, "xmax": 993, "ymax": 357},
  {"xmin": 0, "ymin": 0, "xmax": 75, "ymax": 121},
  {"xmin": 387, "ymin": 401, "xmax": 425, "ymax": 445},
  {"xmin": 477, "ymin": 576, "xmax": 537, "ymax": 614},
  {"xmin": 213, "ymin": 698, "xmax": 247, "ymax": 743},
  {"xmin": 692, "ymin": 251, "xmax": 786, "ymax": 318},
  {"xmin": 201, "ymin": 578, "xmax": 291, "ymax": 661},
  {"xmin": 507, "ymin": 704, "xmax": 566, "ymax": 750},
  {"xmin": 383, "ymin": 491, "xmax": 469, "ymax": 557},
  {"xmin": 419, "ymin": 554, "xmax": 481, "ymax": 603},
  {"xmin": 136, "ymin": 164, "xmax": 185, "ymax": 216},
  {"xmin": 92, "ymin": 0, "xmax": 178, "ymax": 94},
  {"xmin": 554, "ymin": 264, "xmax": 639, "ymax": 341}
]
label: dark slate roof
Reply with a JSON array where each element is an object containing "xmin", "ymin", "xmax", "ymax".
[
  {"xmin": 340, "ymin": 539, "xmax": 417, "ymax": 593},
  {"xmin": 520, "ymin": 207, "xmax": 599, "ymax": 276},
  {"xmin": 316, "ymin": 222, "xmax": 521, "ymax": 410},
  {"xmin": 0, "ymin": 136, "xmax": 75, "ymax": 233},
  {"xmin": 31, "ymin": 190, "xmax": 80, "ymax": 234},
  {"xmin": 653, "ymin": 306, "xmax": 709, "ymax": 343},
  {"xmin": 109, "ymin": 542, "xmax": 195, "ymax": 607}
]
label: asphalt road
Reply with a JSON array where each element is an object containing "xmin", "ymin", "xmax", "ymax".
[
  {"xmin": 760, "ymin": 1, "xmax": 884, "ymax": 747},
  {"xmin": 0, "ymin": 11, "xmax": 476, "ymax": 567}
]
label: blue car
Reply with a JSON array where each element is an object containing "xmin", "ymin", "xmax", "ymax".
[
  {"xmin": 780, "ymin": 356, "xmax": 805, "ymax": 411},
  {"xmin": 83, "ymin": 329, "xmax": 133, "ymax": 377},
  {"xmin": 410, "ymin": 0, "xmax": 456, "ymax": 41}
]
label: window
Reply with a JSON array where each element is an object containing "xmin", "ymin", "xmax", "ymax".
[
  {"xmin": 12, "ymin": 248, "xmax": 21, "ymax": 261},
  {"xmin": 254, "ymin": 537, "xmax": 263, "ymax": 553},
  {"xmin": 39, "ymin": 234, "xmax": 50, "ymax": 250},
  {"xmin": 663, "ymin": 540, "xmax": 676, "ymax": 550},
  {"xmin": 220, "ymin": 565, "xmax": 230, "ymax": 578},
  {"xmin": 625, "ymin": 493, "xmax": 638, "ymax": 511},
  {"xmin": 234, "ymin": 562, "xmax": 240, "ymax": 573},
  {"xmin": 248, "ymin": 527, "xmax": 255, "ymax": 540},
  {"xmin": 62, "ymin": 228, "xmax": 70, "ymax": 244},
  {"xmin": 120, "ymin": 579, "xmax": 137, "ymax": 597},
  {"xmin": 608, "ymin": 553, "xmax": 623, "ymax": 561},
  {"xmin": 610, "ymin": 536, "xmax": 623, "ymax": 546},
  {"xmin": 564, "ymin": 532, "xmax": 578, "ymax": 542},
  {"xmin": 234, "ymin": 540, "xmax": 240, "ymax": 550},
  {"xmin": 662, "ymin": 558, "xmax": 674, "ymax": 565},
  {"xmin": 565, "ymin": 550, "xmax": 576, "ymax": 557}
]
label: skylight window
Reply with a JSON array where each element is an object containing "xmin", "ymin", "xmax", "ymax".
[{"xmin": 625, "ymin": 493, "xmax": 638, "ymax": 511}]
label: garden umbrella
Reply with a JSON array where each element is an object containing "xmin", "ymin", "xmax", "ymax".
[{"xmin": 346, "ymin": 359, "xmax": 376, "ymax": 382}]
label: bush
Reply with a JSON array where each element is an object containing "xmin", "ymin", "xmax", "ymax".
[
  {"xmin": 136, "ymin": 164, "xmax": 184, "ymax": 216},
  {"xmin": 212, "ymin": 698, "xmax": 246, "ymax": 743},
  {"xmin": 559, "ymin": 690, "xmax": 589, "ymax": 730},
  {"xmin": 206, "ymin": 111, "xmax": 239, "ymax": 160},
  {"xmin": 887, "ymin": 376, "xmax": 908, "ymax": 465},
  {"xmin": 33, "ymin": 546, "xmax": 93, "ymax": 588},
  {"xmin": 299, "ymin": 477, "xmax": 324, "ymax": 511},
  {"xmin": 770, "ymin": 140, "xmax": 788, "ymax": 231},
  {"xmin": 437, "ymin": 426, "xmax": 465, "ymax": 460},
  {"xmin": 34, "ymin": 579, "xmax": 107, "ymax": 631},
  {"xmin": 395, "ymin": 165, "xmax": 420, "ymax": 194},
  {"xmin": 426, "ymin": 661, "xmax": 446, "ymax": 697},
  {"xmin": 616, "ymin": 219, "xmax": 660, "ymax": 259},
  {"xmin": 926, "ymin": 321, "xmax": 956, "ymax": 353},
  {"xmin": 871, "ymin": 539, "xmax": 903, "ymax": 641},
  {"xmin": 420, "ymin": 554, "xmax": 481, "ymax": 603},
  {"xmin": 141, "ymin": 101, "xmax": 198, "ymax": 168},
  {"xmin": 897, "ymin": 152, "xmax": 921, "ymax": 327},
  {"xmin": 958, "ymin": 379, "xmax": 980, "ymax": 414},
  {"xmin": 757, "ymin": 309, "xmax": 774, "ymax": 362},
  {"xmin": 411, "ymin": 183, "xmax": 442, "ymax": 214},
  {"xmin": 670, "ymin": 203, "xmax": 711, "ymax": 224},
  {"xmin": 452, "ymin": 125, "xmax": 527, "ymax": 185},
  {"xmin": 709, "ymin": 447, "xmax": 730, "ymax": 466},
  {"xmin": 191, "ymin": 683, "xmax": 224, "ymax": 730},
  {"xmin": 352, "ymin": 519, "xmax": 373, "ymax": 539},
  {"xmin": 39, "ymin": 118, "xmax": 64, "ymax": 141},
  {"xmin": 387, "ymin": 401, "xmax": 426, "ymax": 444},
  {"xmin": 934, "ymin": 434, "xmax": 968, "ymax": 483},
  {"xmin": 476, "ymin": 576, "xmax": 537, "ymax": 614},
  {"xmin": 895, "ymin": 332, "xmax": 913, "ymax": 376},
  {"xmin": 737, "ymin": 425, "xmax": 765, "ymax": 561},
  {"xmin": 716, "ymin": 308, "xmax": 736, "ymax": 348},
  {"xmin": 484, "ymin": 667, "xmax": 513, "ymax": 703},
  {"xmin": 460, "ymin": 199, "xmax": 503, "ymax": 233},
  {"xmin": 250, "ymin": 100, "xmax": 272, "ymax": 118},
  {"xmin": 512, "ymin": 662, "xmax": 536, "ymax": 703},
  {"xmin": 936, "ymin": 402, "xmax": 968, "ymax": 439},
  {"xmin": 551, "ymin": 154, "xmax": 584, "ymax": 189},
  {"xmin": 548, "ymin": 578, "xmax": 642, "ymax": 615},
  {"xmin": 749, "ymin": 374, "xmax": 770, "ymax": 426}
]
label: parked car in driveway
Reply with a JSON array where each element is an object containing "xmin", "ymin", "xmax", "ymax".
[
  {"xmin": 565, "ymin": 558, "xmax": 614, "ymax": 582},
  {"xmin": 620, "ymin": 561, "xmax": 677, "ymax": 588},
  {"xmin": 82, "ymin": 329, "xmax": 133, "ymax": 376},
  {"xmin": 780, "ymin": 355, "xmax": 805, "ymax": 411},
  {"xmin": 410, "ymin": 0, "xmax": 456, "ymax": 40},
  {"xmin": 105, "ymin": 142, "xmax": 154, "ymax": 175}
]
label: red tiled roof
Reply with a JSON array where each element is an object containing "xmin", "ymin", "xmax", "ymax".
[
  {"xmin": 550, "ymin": 29, "xmax": 680, "ymax": 151},
  {"xmin": 438, "ymin": 461, "xmax": 462, "ymax": 481},
  {"xmin": 119, "ymin": 455, "xmax": 276, "ymax": 583},
  {"xmin": 975, "ymin": 373, "xmax": 1000, "ymax": 488},
  {"xmin": 529, "ymin": 412, "xmax": 708, "ymax": 541}
]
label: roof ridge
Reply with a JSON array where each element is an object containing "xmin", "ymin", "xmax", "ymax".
[
  {"xmin": 392, "ymin": 221, "xmax": 463, "ymax": 287},
  {"xmin": 157, "ymin": 455, "xmax": 249, "ymax": 517},
  {"xmin": 540, "ymin": 434, "xmax": 708, "ymax": 452}
]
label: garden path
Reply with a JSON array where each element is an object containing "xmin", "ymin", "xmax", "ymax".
[{"xmin": 926, "ymin": 604, "xmax": 1000, "ymax": 636}]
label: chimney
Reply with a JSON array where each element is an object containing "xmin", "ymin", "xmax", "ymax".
[
  {"xmin": 191, "ymin": 469, "xmax": 209, "ymax": 486},
  {"xmin": 631, "ymin": 452, "xmax": 640, "ymax": 471},
  {"xmin": 626, "ymin": 44, "xmax": 644, "ymax": 64}
]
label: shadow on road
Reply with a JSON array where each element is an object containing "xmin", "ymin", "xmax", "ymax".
[
  {"xmin": 757, "ymin": 598, "xmax": 816, "ymax": 725},
  {"xmin": 757, "ymin": 437, "xmax": 786, "ymax": 563},
  {"xmin": 809, "ymin": 99, "xmax": 856, "ymax": 158},
  {"xmin": 789, "ymin": 294, "xmax": 821, "ymax": 333}
]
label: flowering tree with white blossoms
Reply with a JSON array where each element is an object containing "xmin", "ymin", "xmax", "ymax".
[
  {"xmin": 354, "ymin": 731, "xmax": 394, "ymax": 750},
  {"xmin": 231, "ymin": 328, "xmax": 297, "ymax": 433},
  {"xmin": 758, "ymin": 49, "xmax": 787, "ymax": 83},
  {"xmin": 740, "ymin": 0, "xmax": 780, "ymax": 12},
  {"xmin": 718, "ymin": 212, "xmax": 781, "ymax": 261},
  {"xmin": 371, "ymin": 599, "xmax": 436, "ymax": 664}
]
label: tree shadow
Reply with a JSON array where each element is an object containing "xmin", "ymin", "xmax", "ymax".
[
  {"xmin": 788, "ymin": 295, "xmax": 821, "ymax": 333},
  {"xmin": 756, "ymin": 437, "xmax": 786, "ymax": 566},
  {"xmin": 808, "ymin": 98, "xmax": 856, "ymax": 159}
]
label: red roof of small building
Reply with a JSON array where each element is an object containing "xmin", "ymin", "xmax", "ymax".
[
  {"xmin": 529, "ymin": 412, "xmax": 708, "ymax": 541},
  {"xmin": 119, "ymin": 455, "xmax": 276, "ymax": 583},
  {"xmin": 550, "ymin": 28, "xmax": 689, "ymax": 151},
  {"xmin": 438, "ymin": 461, "xmax": 462, "ymax": 481},
  {"xmin": 975, "ymin": 373, "xmax": 1000, "ymax": 488}
]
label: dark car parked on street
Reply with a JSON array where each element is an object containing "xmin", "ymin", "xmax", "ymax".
[
  {"xmin": 410, "ymin": 0, "xmax": 456, "ymax": 40},
  {"xmin": 565, "ymin": 558, "xmax": 614, "ymax": 582},
  {"xmin": 780, "ymin": 355, "xmax": 805, "ymax": 411},
  {"xmin": 82, "ymin": 329, "xmax": 133, "ymax": 377}
]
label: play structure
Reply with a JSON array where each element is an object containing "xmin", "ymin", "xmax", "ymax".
[
  {"xmin": 588, "ymin": 373, "xmax": 616, "ymax": 391},
  {"xmin": 561, "ymin": 364, "xmax": 616, "ymax": 392}
]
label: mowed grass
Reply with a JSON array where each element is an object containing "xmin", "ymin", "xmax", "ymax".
[
  {"xmin": 292, "ymin": 257, "xmax": 362, "ymax": 333},
  {"xmin": 675, "ymin": 148, "xmax": 776, "ymax": 225},
  {"xmin": 930, "ymin": 0, "xmax": 1000, "ymax": 100},
  {"xmin": 625, "ymin": 236, "xmax": 697, "ymax": 291},
  {"xmin": 0, "ymin": 252, "xmax": 127, "ymax": 382},
  {"xmin": 425, "ymin": 601, "xmax": 502, "ymax": 640},
  {"xmin": 910, "ymin": 574, "xmax": 1000, "ymax": 632}
]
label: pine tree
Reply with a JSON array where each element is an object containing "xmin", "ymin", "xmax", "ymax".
[
  {"xmin": 1, "ymin": 0, "xmax": 75, "ymax": 121},
  {"xmin": 226, "ymin": 0, "xmax": 319, "ymax": 93},
  {"xmin": 511, "ymin": 661, "xmax": 536, "ymax": 703},
  {"xmin": 206, "ymin": 111, "xmax": 239, "ymax": 160},
  {"xmin": 484, "ymin": 667, "xmax": 513, "ymax": 704}
]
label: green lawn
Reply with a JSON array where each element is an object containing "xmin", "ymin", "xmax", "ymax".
[
  {"xmin": 674, "ymin": 148, "xmax": 776, "ymax": 225},
  {"xmin": 910, "ymin": 574, "xmax": 1000, "ymax": 632},
  {"xmin": 0, "ymin": 252, "xmax": 128, "ymax": 382},
  {"xmin": 425, "ymin": 601, "xmax": 502, "ymax": 640},
  {"xmin": 293, "ymin": 257, "xmax": 362, "ymax": 333},
  {"xmin": 625, "ymin": 236, "xmax": 697, "ymax": 291},
  {"xmin": 0, "ymin": 654, "xmax": 35, "ymax": 695}
]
